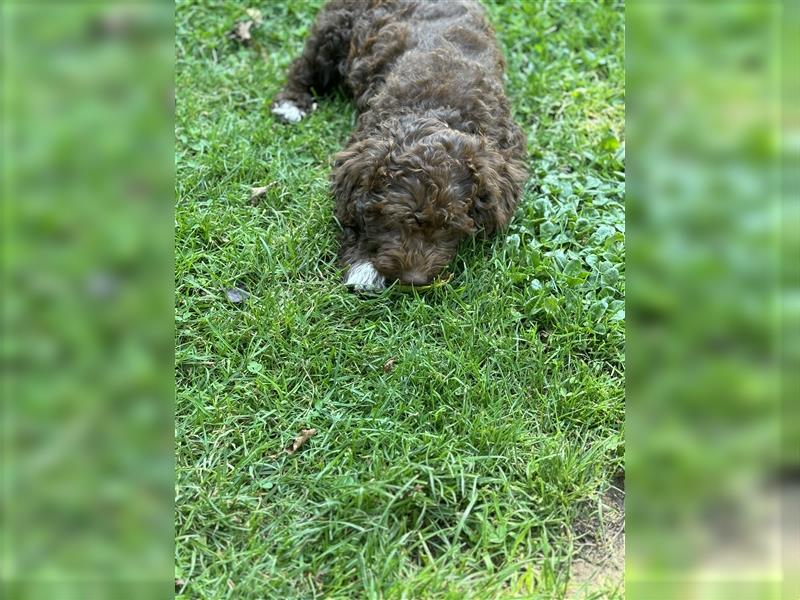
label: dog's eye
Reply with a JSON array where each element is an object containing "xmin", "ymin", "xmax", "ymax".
[{"xmin": 413, "ymin": 213, "xmax": 423, "ymax": 225}]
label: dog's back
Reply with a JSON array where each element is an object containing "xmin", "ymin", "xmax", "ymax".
[
  {"xmin": 346, "ymin": 2, "xmax": 504, "ymax": 106},
  {"xmin": 343, "ymin": 1, "xmax": 523, "ymax": 157}
]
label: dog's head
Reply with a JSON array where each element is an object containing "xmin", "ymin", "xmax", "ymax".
[{"xmin": 332, "ymin": 119, "xmax": 526, "ymax": 285}]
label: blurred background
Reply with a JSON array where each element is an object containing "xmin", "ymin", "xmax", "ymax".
[
  {"xmin": 0, "ymin": 1, "xmax": 796, "ymax": 599},
  {"xmin": 1, "ymin": 2, "xmax": 174, "ymax": 599},
  {"xmin": 627, "ymin": 1, "xmax": 797, "ymax": 599}
]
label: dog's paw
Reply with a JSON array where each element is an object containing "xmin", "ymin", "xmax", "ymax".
[
  {"xmin": 344, "ymin": 261, "xmax": 386, "ymax": 293},
  {"xmin": 271, "ymin": 100, "xmax": 306, "ymax": 123}
]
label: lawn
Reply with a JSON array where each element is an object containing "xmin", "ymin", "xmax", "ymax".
[{"xmin": 175, "ymin": 1, "xmax": 625, "ymax": 598}]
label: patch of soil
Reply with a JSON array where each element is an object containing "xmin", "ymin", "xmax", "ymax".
[{"xmin": 567, "ymin": 477, "xmax": 625, "ymax": 598}]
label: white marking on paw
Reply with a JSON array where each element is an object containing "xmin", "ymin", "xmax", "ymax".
[
  {"xmin": 271, "ymin": 100, "xmax": 305, "ymax": 123},
  {"xmin": 344, "ymin": 261, "xmax": 386, "ymax": 292}
]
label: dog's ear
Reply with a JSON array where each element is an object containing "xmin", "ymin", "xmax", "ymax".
[
  {"xmin": 467, "ymin": 146, "xmax": 527, "ymax": 235},
  {"xmin": 331, "ymin": 138, "xmax": 392, "ymax": 227}
]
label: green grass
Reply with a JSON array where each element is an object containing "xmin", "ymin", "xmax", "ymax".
[{"xmin": 175, "ymin": 1, "xmax": 625, "ymax": 598}]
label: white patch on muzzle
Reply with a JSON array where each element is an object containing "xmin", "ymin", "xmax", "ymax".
[
  {"xmin": 344, "ymin": 261, "xmax": 386, "ymax": 292},
  {"xmin": 271, "ymin": 100, "xmax": 305, "ymax": 123}
]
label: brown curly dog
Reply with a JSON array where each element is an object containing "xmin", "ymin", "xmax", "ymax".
[{"xmin": 273, "ymin": 0, "xmax": 527, "ymax": 291}]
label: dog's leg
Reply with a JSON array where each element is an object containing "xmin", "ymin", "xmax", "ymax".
[
  {"xmin": 344, "ymin": 261, "xmax": 386, "ymax": 292},
  {"xmin": 338, "ymin": 233, "xmax": 385, "ymax": 292},
  {"xmin": 272, "ymin": 1, "xmax": 356, "ymax": 123}
]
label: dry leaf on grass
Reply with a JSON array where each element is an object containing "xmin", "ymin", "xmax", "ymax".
[
  {"xmin": 250, "ymin": 183, "xmax": 275, "ymax": 204},
  {"xmin": 271, "ymin": 428, "xmax": 317, "ymax": 458},
  {"xmin": 287, "ymin": 428, "xmax": 317, "ymax": 453},
  {"xmin": 229, "ymin": 19, "xmax": 254, "ymax": 44},
  {"xmin": 383, "ymin": 358, "xmax": 396, "ymax": 373}
]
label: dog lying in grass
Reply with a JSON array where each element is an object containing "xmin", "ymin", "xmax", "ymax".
[{"xmin": 273, "ymin": 0, "xmax": 527, "ymax": 291}]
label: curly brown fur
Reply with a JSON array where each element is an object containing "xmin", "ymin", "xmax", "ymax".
[{"xmin": 273, "ymin": 0, "xmax": 527, "ymax": 290}]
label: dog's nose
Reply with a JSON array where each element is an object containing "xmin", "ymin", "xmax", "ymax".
[{"xmin": 399, "ymin": 271, "xmax": 431, "ymax": 286}]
